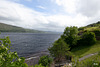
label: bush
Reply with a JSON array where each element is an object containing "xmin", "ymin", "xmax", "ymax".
[
  {"xmin": 0, "ymin": 36, "xmax": 28, "ymax": 67},
  {"xmin": 93, "ymin": 29, "xmax": 100, "ymax": 36},
  {"xmin": 77, "ymin": 31, "xmax": 96, "ymax": 46},
  {"xmin": 38, "ymin": 55, "xmax": 53, "ymax": 67}
]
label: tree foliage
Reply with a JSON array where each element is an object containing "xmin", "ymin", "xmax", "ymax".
[
  {"xmin": 48, "ymin": 38, "xmax": 70, "ymax": 62},
  {"xmin": 77, "ymin": 31, "xmax": 96, "ymax": 46},
  {"xmin": 61, "ymin": 26, "xmax": 79, "ymax": 48},
  {"xmin": 38, "ymin": 55, "xmax": 53, "ymax": 67},
  {"xmin": 0, "ymin": 36, "xmax": 28, "ymax": 67}
]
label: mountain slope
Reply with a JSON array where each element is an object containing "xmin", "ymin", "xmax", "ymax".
[{"xmin": 0, "ymin": 23, "xmax": 44, "ymax": 33}]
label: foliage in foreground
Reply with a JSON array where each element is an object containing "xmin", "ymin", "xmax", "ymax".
[
  {"xmin": 0, "ymin": 36, "xmax": 46, "ymax": 67},
  {"xmin": 38, "ymin": 55, "xmax": 53, "ymax": 67},
  {"xmin": 0, "ymin": 36, "xmax": 51, "ymax": 67},
  {"xmin": 0, "ymin": 36, "xmax": 29, "ymax": 67}
]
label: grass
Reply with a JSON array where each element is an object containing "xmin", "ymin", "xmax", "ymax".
[
  {"xmin": 84, "ymin": 26, "xmax": 100, "ymax": 31},
  {"xmin": 71, "ymin": 41, "xmax": 100, "ymax": 58},
  {"xmin": 84, "ymin": 27, "xmax": 98, "ymax": 31},
  {"xmin": 75, "ymin": 54, "xmax": 100, "ymax": 67},
  {"xmin": 81, "ymin": 54, "xmax": 100, "ymax": 62}
]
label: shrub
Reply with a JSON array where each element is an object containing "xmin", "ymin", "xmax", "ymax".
[
  {"xmin": 0, "ymin": 36, "xmax": 28, "ymax": 67},
  {"xmin": 77, "ymin": 31, "xmax": 96, "ymax": 46},
  {"xmin": 93, "ymin": 29, "xmax": 100, "ymax": 36},
  {"xmin": 38, "ymin": 55, "xmax": 53, "ymax": 67},
  {"xmin": 48, "ymin": 38, "xmax": 70, "ymax": 62}
]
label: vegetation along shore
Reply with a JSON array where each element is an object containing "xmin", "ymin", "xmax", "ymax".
[{"xmin": 0, "ymin": 21, "xmax": 100, "ymax": 67}]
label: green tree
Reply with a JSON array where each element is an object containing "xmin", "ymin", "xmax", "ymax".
[
  {"xmin": 38, "ymin": 55, "xmax": 53, "ymax": 67},
  {"xmin": 61, "ymin": 26, "xmax": 79, "ymax": 48},
  {"xmin": 48, "ymin": 38, "xmax": 70, "ymax": 62}
]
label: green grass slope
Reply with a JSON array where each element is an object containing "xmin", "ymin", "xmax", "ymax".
[
  {"xmin": 0, "ymin": 23, "xmax": 44, "ymax": 33},
  {"xmin": 78, "ymin": 21, "xmax": 100, "ymax": 32},
  {"xmin": 71, "ymin": 41, "xmax": 100, "ymax": 57},
  {"xmin": 72, "ymin": 21, "xmax": 100, "ymax": 57}
]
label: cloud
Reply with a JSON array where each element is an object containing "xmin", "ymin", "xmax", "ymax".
[
  {"xmin": 37, "ymin": 6, "xmax": 46, "ymax": 9},
  {"xmin": 54, "ymin": 0, "xmax": 79, "ymax": 14},
  {"xmin": 0, "ymin": 0, "xmax": 100, "ymax": 32},
  {"xmin": 47, "ymin": 14, "xmax": 89, "ymax": 27},
  {"xmin": 0, "ymin": 0, "xmax": 47, "ymax": 28},
  {"xmin": 7, "ymin": 0, "xmax": 32, "ymax": 2},
  {"xmin": 77, "ymin": 0, "xmax": 100, "ymax": 17},
  {"xmin": 25, "ymin": 0, "xmax": 32, "ymax": 2},
  {"xmin": 52, "ymin": 0, "xmax": 100, "ymax": 27},
  {"xmin": 53, "ymin": 0, "xmax": 100, "ymax": 17}
]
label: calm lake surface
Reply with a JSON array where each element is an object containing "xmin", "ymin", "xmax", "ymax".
[{"xmin": 0, "ymin": 33, "xmax": 61, "ymax": 57}]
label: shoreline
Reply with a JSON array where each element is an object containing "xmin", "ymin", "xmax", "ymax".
[{"xmin": 25, "ymin": 50, "xmax": 50, "ymax": 66}]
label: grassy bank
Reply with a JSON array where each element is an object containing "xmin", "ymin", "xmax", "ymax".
[
  {"xmin": 75, "ymin": 54, "xmax": 100, "ymax": 67},
  {"xmin": 71, "ymin": 41, "xmax": 100, "ymax": 57}
]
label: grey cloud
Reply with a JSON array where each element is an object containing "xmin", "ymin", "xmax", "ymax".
[
  {"xmin": 0, "ymin": 0, "xmax": 100, "ymax": 32},
  {"xmin": 77, "ymin": 0, "xmax": 100, "ymax": 17},
  {"xmin": 0, "ymin": 16, "xmax": 21, "ymax": 21}
]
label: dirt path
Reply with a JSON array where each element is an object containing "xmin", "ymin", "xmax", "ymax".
[
  {"xmin": 79, "ymin": 53, "xmax": 98, "ymax": 62},
  {"xmin": 63, "ymin": 52, "xmax": 98, "ymax": 67}
]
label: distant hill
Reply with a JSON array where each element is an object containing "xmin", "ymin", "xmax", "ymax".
[{"xmin": 0, "ymin": 23, "xmax": 44, "ymax": 33}]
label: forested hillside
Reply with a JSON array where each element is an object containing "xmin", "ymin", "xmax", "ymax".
[{"xmin": 0, "ymin": 23, "xmax": 44, "ymax": 33}]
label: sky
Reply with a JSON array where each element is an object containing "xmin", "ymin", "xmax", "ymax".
[{"xmin": 0, "ymin": 0, "xmax": 100, "ymax": 32}]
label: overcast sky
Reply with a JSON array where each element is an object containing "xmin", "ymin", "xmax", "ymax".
[{"xmin": 0, "ymin": 0, "xmax": 100, "ymax": 32}]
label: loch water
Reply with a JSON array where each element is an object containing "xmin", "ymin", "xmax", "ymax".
[{"xmin": 0, "ymin": 33, "xmax": 61, "ymax": 57}]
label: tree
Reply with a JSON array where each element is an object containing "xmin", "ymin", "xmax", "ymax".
[
  {"xmin": 48, "ymin": 38, "xmax": 70, "ymax": 62},
  {"xmin": 61, "ymin": 26, "xmax": 79, "ymax": 48},
  {"xmin": 38, "ymin": 55, "xmax": 53, "ymax": 67}
]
